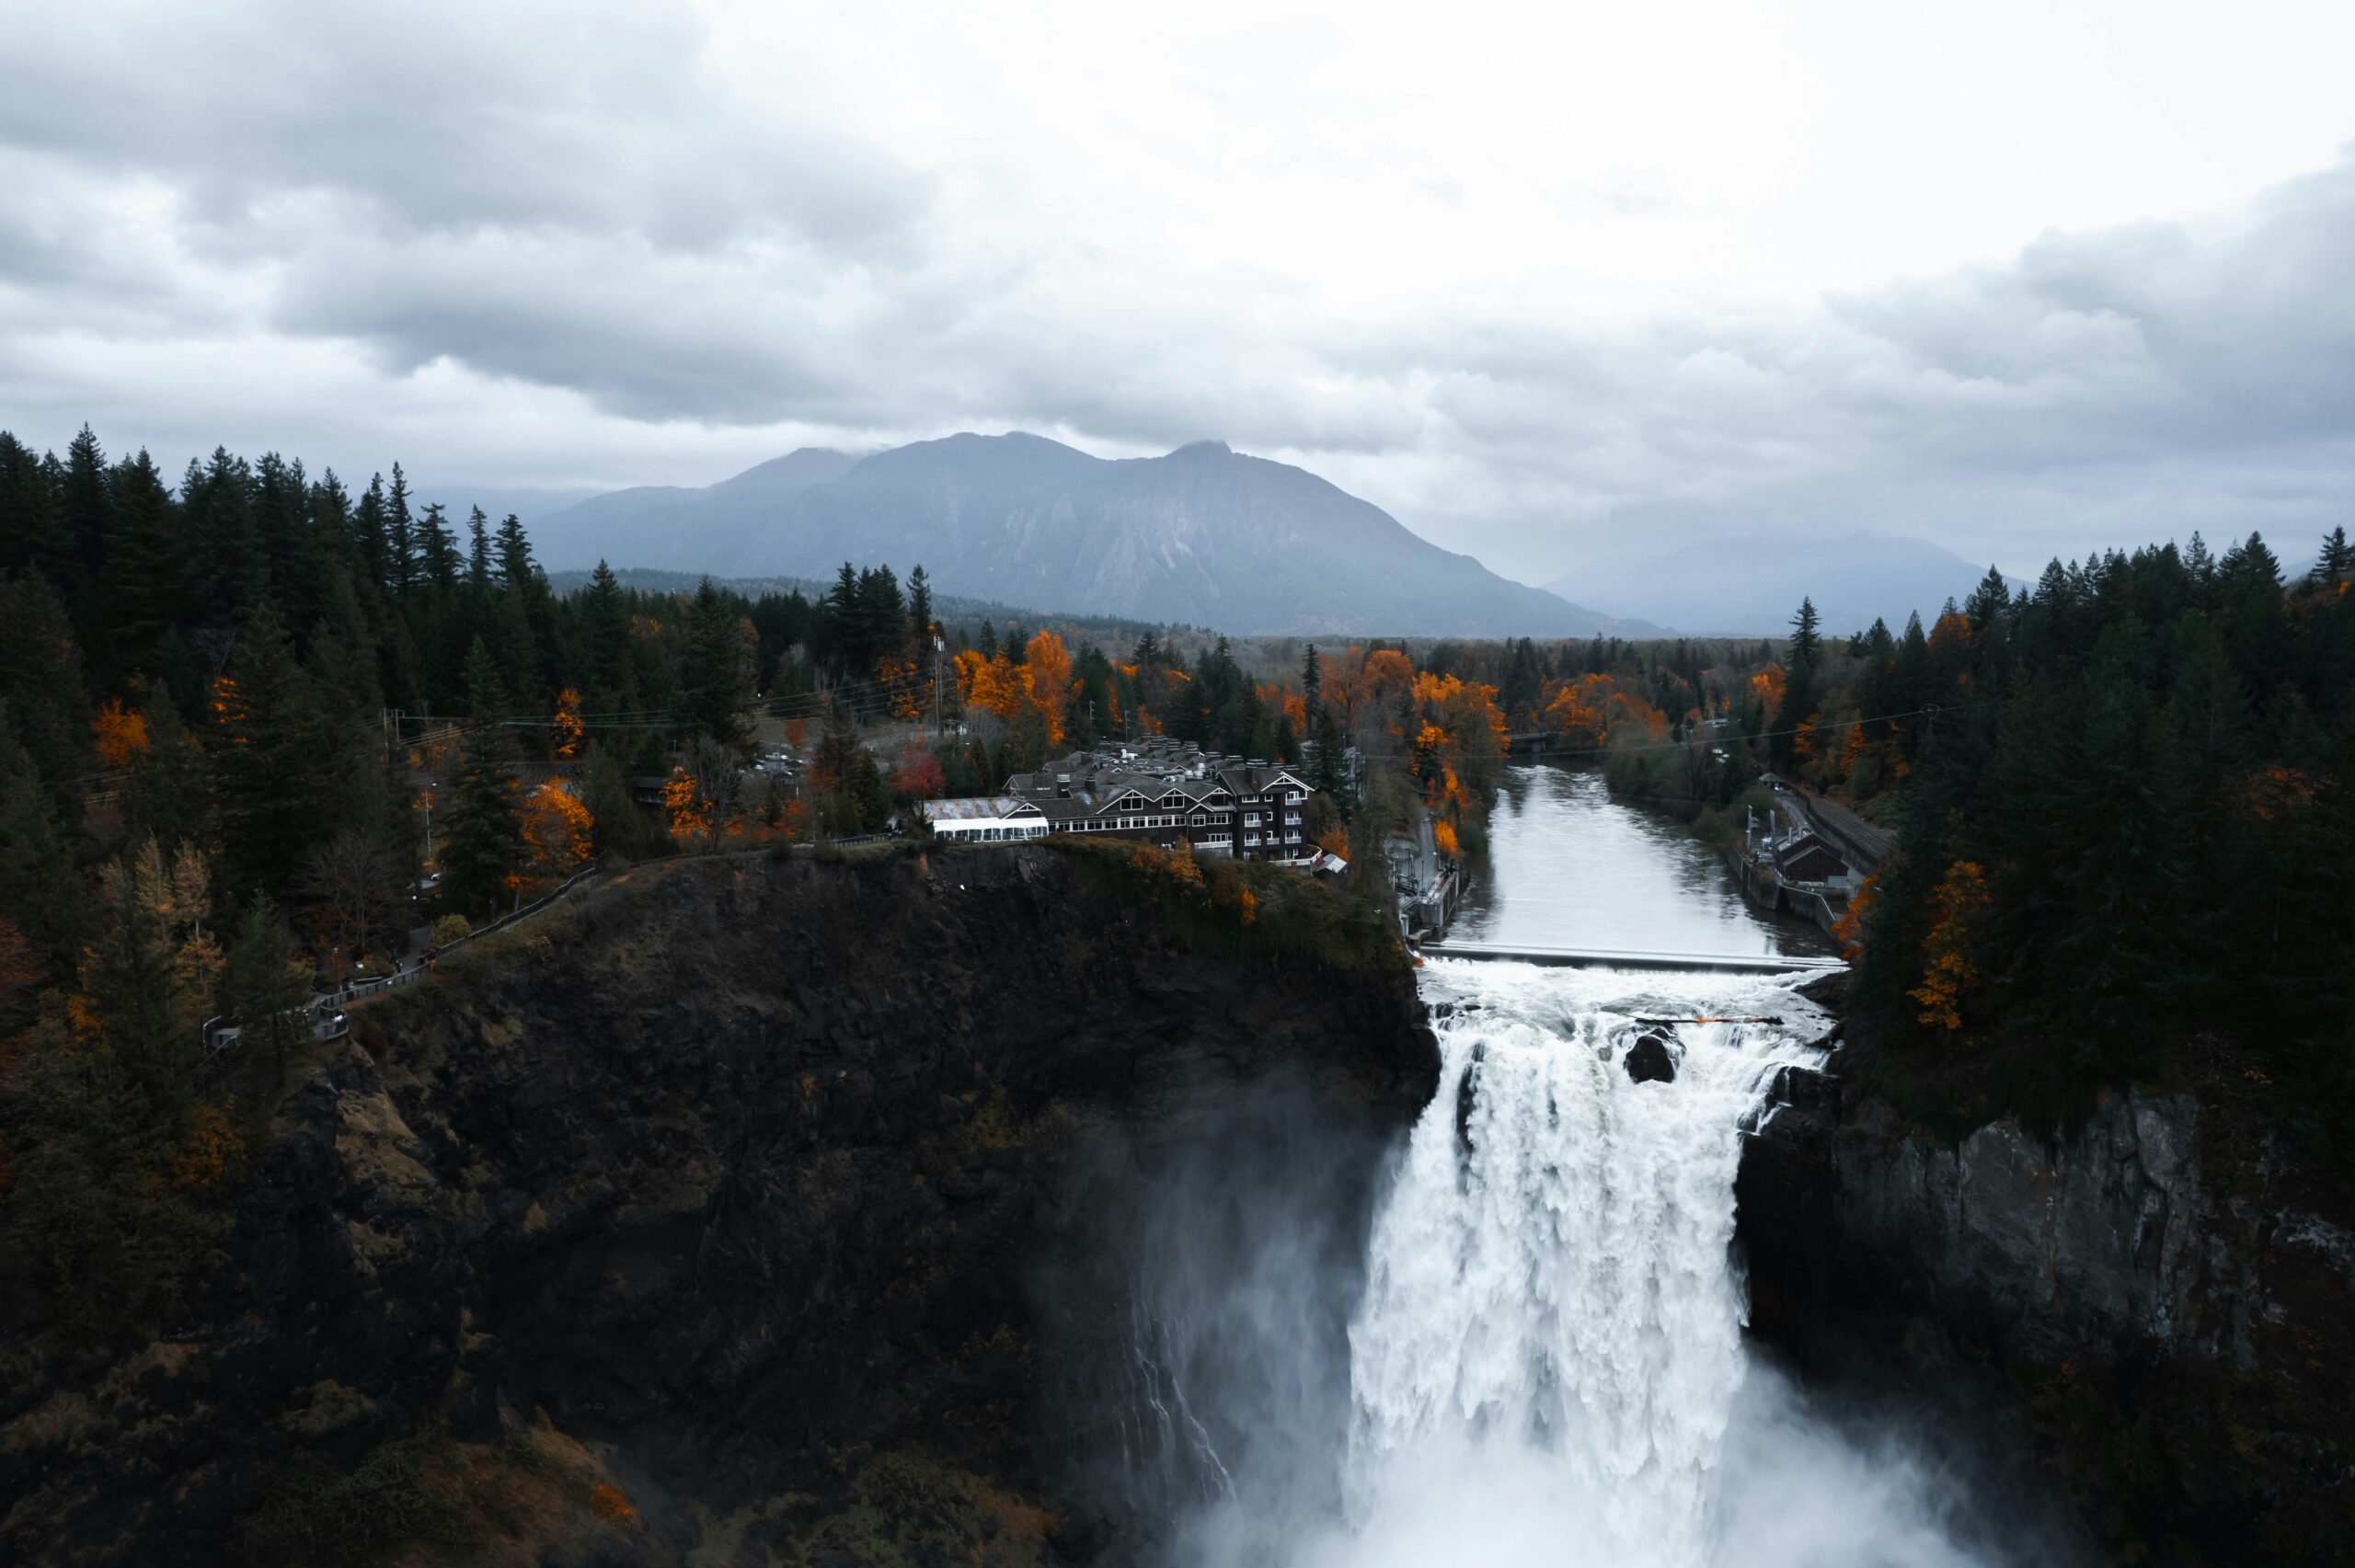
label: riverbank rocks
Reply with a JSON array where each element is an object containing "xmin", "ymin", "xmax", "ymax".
[{"xmin": 1624, "ymin": 1033, "xmax": 1677, "ymax": 1083}]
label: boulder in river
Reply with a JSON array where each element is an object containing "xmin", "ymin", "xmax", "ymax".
[{"xmin": 1625, "ymin": 1033, "xmax": 1677, "ymax": 1084}]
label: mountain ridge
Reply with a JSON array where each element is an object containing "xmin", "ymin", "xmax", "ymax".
[{"xmin": 530, "ymin": 433, "xmax": 1664, "ymax": 638}]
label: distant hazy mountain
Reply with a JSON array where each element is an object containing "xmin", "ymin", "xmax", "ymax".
[
  {"xmin": 1549, "ymin": 534, "xmax": 2023, "ymax": 637},
  {"xmin": 528, "ymin": 447, "xmax": 861, "ymax": 573},
  {"xmin": 532, "ymin": 433, "xmax": 1659, "ymax": 638}
]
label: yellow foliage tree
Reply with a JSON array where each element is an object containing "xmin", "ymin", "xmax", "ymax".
[
  {"xmin": 663, "ymin": 767, "xmax": 711, "ymax": 847},
  {"xmin": 519, "ymin": 780, "xmax": 594, "ymax": 888},
  {"xmin": 550, "ymin": 688, "xmax": 583, "ymax": 760},
  {"xmin": 91, "ymin": 699, "xmax": 151, "ymax": 768},
  {"xmin": 1831, "ymin": 873, "xmax": 1877, "ymax": 961},
  {"xmin": 1909, "ymin": 860, "xmax": 1989, "ymax": 1030},
  {"xmin": 1025, "ymin": 631, "xmax": 1074, "ymax": 743}
]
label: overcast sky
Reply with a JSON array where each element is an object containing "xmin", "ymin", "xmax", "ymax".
[{"xmin": 3, "ymin": 0, "xmax": 2351, "ymax": 583}]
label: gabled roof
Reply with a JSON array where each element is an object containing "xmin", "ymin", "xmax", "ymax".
[{"xmin": 921, "ymin": 795, "xmax": 1044, "ymax": 822}]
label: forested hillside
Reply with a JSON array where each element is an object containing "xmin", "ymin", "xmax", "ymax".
[
  {"xmin": 1508, "ymin": 532, "xmax": 2355, "ymax": 1150},
  {"xmin": 0, "ymin": 425, "xmax": 1538, "ymax": 1353}
]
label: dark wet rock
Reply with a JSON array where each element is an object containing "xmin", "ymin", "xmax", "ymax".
[
  {"xmin": 0, "ymin": 847, "xmax": 1436, "ymax": 1566},
  {"xmin": 1739, "ymin": 1024, "xmax": 2355, "ymax": 1561},
  {"xmin": 1624, "ymin": 1034, "xmax": 1678, "ymax": 1084}
]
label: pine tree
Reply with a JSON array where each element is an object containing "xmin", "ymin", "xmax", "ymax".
[
  {"xmin": 1310, "ymin": 702, "xmax": 1350, "ymax": 810},
  {"xmin": 223, "ymin": 892, "xmax": 315, "ymax": 1086},
  {"xmin": 107, "ymin": 449, "xmax": 181, "ymax": 670},
  {"xmin": 582, "ymin": 561, "xmax": 632, "ymax": 706},
  {"xmin": 385, "ymin": 463, "xmax": 417, "ymax": 598},
  {"xmin": 0, "ymin": 431, "xmax": 66, "ymax": 581},
  {"xmin": 1771, "ymin": 598, "xmax": 1823, "ymax": 769},
  {"xmin": 183, "ymin": 447, "xmax": 266, "ymax": 624},
  {"xmin": 208, "ymin": 607, "xmax": 335, "ymax": 897},
  {"xmin": 353, "ymin": 473, "xmax": 391, "ymax": 590},
  {"xmin": 494, "ymin": 512, "xmax": 535, "ymax": 585},
  {"xmin": 906, "ymin": 565, "xmax": 934, "ymax": 649},
  {"xmin": 0, "ymin": 724, "xmax": 91, "ymax": 970},
  {"xmin": 2315, "ymin": 526, "xmax": 2352, "ymax": 589},
  {"xmin": 418, "ymin": 501, "xmax": 459, "ymax": 592},
  {"xmin": 1963, "ymin": 567, "xmax": 2010, "ymax": 632},
  {"xmin": 1302, "ymin": 643, "xmax": 1322, "ymax": 710},
  {"xmin": 438, "ymin": 639, "xmax": 525, "ymax": 916},
  {"xmin": 466, "ymin": 508, "xmax": 494, "ymax": 595},
  {"xmin": 78, "ymin": 837, "xmax": 222, "ymax": 1112},
  {"xmin": 680, "ymin": 578, "xmax": 753, "ymax": 752}
]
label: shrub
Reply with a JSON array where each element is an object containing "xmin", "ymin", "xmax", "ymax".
[{"xmin": 430, "ymin": 914, "xmax": 473, "ymax": 946}]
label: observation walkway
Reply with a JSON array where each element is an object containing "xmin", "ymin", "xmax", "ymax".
[{"xmin": 1419, "ymin": 940, "xmax": 1846, "ymax": 976}]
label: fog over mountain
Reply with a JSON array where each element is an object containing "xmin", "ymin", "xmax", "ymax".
[
  {"xmin": 1549, "ymin": 535, "xmax": 2028, "ymax": 638},
  {"xmin": 533, "ymin": 433, "xmax": 1662, "ymax": 638}
]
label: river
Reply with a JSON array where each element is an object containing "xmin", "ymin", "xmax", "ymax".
[
  {"xmin": 1453, "ymin": 766, "xmax": 1834, "ymax": 958},
  {"xmin": 1077, "ymin": 765, "xmax": 2023, "ymax": 1566}
]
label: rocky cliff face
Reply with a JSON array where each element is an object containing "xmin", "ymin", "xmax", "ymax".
[
  {"xmin": 1740, "ymin": 1002, "xmax": 2355, "ymax": 1562},
  {"xmin": 0, "ymin": 846, "xmax": 1433, "ymax": 1566}
]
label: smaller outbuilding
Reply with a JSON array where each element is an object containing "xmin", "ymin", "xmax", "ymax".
[{"xmin": 919, "ymin": 795, "xmax": 1050, "ymax": 843}]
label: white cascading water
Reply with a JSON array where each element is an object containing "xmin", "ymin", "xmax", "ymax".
[{"xmin": 1337, "ymin": 961, "xmax": 1828, "ymax": 1568}]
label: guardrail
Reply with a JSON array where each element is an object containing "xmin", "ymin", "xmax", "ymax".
[{"xmin": 1419, "ymin": 940, "xmax": 1846, "ymax": 975}]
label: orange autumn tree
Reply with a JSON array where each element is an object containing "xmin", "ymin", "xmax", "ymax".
[
  {"xmin": 1535, "ymin": 674, "xmax": 1667, "ymax": 750},
  {"xmin": 91, "ymin": 699, "xmax": 151, "ymax": 768},
  {"xmin": 1909, "ymin": 860, "xmax": 1990, "ymax": 1030},
  {"xmin": 953, "ymin": 631, "xmax": 1075, "ymax": 744},
  {"xmin": 878, "ymin": 654, "xmax": 925, "ymax": 723},
  {"xmin": 1831, "ymin": 873, "xmax": 1877, "ymax": 962},
  {"xmin": 518, "ymin": 780, "xmax": 593, "ymax": 889},
  {"xmin": 662, "ymin": 767, "xmax": 712, "ymax": 847},
  {"xmin": 1404, "ymin": 670, "xmax": 1507, "ymax": 858},
  {"xmin": 1025, "ymin": 631, "xmax": 1074, "ymax": 741},
  {"xmin": 549, "ymin": 688, "xmax": 583, "ymax": 760}
]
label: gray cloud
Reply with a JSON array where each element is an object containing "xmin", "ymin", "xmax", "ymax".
[{"xmin": 1, "ymin": 2, "xmax": 2350, "ymax": 584}]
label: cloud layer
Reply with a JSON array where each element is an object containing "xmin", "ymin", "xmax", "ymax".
[{"xmin": 2, "ymin": 0, "xmax": 2351, "ymax": 581}]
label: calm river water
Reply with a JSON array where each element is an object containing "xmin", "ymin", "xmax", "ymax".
[{"xmin": 1452, "ymin": 766, "xmax": 1834, "ymax": 958}]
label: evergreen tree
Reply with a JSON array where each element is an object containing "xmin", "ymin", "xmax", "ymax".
[
  {"xmin": 222, "ymin": 892, "xmax": 316, "ymax": 1086},
  {"xmin": 466, "ymin": 508, "xmax": 494, "ymax": 595},
  {"xmin": 2314, "ymin": 526, "xmax": 2352, "ymax": 589},
  {"xmin": 680, "ymin": 578, "xmax": 753, "ymax": 752},
  {"xmin": 0, "ymin": 430, "xmax": 65, "ymax": 580},
  {"xmin": 418, "ymin": 501, "xmax": 459, "ymax": 592},
  {"xmin": 438, "ymin": 638, "xmax": 525, "ymax": 916},
  {"xmin": 1302, "ymin": 643, "xmax": 1322, "ymax": 710},
  {"xmin": 494, "ymin": 512, "xmax": 534, "ymax": 585},
  {"xmin": 1309, "ymin": 702, "xmax": 1350, "ymax": 808},
  {"xmin": 582, "ymin": 561, "xmax": 632, "ymax": 705},
  {"xmin": 1770, "ymin": 598, "xmax": 1822, "ymax": 769},
  {"xmin": 106, "ymin": 449, "xmax": 181, "ymax": 670},
  {"xmin": 78, "ymin": 836, "xmax": 222, "ymax": 1113},
  {"xmin": 208, "ymin": 607, "xmax": 335, "ymax": 898},
  {"xmin": 353, "ymin": 473, "xmax": 391, "ymax": 590},
  {"xmin": 385, "ymin": 463, "xmax": 417, "ymax": 598},
  {"xmin": 0, "ymin": 724, "xmax": 90, "ymax": 970},
  {"xmin": 1963, "ymin": 566, "xmax": 2011, "ymax": 632},
  {"xmin": 183, "ymin": 446, "xmax": 266, "ymax": 623},
  {"xmin": 905, "ymin": 565, "xmax": 934, "ymax": 649}
]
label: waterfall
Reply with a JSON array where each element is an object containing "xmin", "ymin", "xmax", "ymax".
[{"xmin": 1340, "ymin": 963, "xmax": 1825, "ymax": 1568}]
